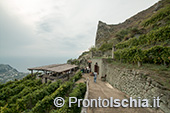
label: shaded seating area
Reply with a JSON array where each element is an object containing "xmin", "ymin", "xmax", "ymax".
[{"xmin": 28, "ymin": 64, "xmax": 78, "ymax": 83}]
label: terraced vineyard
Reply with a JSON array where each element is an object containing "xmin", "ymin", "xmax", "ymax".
[{"xmin": 0, "ymin": 71, "xmax": 86, "ymax": 113}]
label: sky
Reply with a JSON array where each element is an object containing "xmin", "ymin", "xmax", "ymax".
[{"xmin": 0, "ymin": 0, "xmax": 159, "ymax": 72}]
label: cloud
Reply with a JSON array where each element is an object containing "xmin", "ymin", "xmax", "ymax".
[{"xmin": 0, "ymin": 0, "xmax": 160, "ymax": 59}]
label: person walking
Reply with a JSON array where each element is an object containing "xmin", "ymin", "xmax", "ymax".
[
  {"xmin": 86, "ymin": 66, "xmax": 89, "ymax": 73},
  {"xmin": 94, "ymin": 72, "xmax": 97, "ymax": 83}
]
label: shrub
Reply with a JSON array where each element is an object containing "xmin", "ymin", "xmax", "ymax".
[
  {"xmin": 144, "ymin": 46, "xmax": 170, "ymax": 64},
  {"xmin": 115, "ymin": 25, "xmax": 170, "ymax": 49},
  {"xmin": 51, "ymin": 83, "xmax": 86, "ymax": 113},
  {"xmin": 114, "ymin": 46, "xmax": 170, "ymax": 65},
  {"xmin": 67, "ymin": 59, "xmax": 79, "ymax": 65},
  {"xmin": 89, "ymin": 46, "xmax": 97, "ymax": 52},
  {"xmin": 99, "ymin": 42, "xmax": 113, "ymax": 51},
  {"xmin": 143, "ymin": 4, "xmax": 170, "ymax": 27},
  {"xmin": 114, "ymin": 47, "xmax": 144, "ymax": 64}
]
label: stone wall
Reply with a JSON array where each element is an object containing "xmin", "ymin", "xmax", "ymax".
[
  {"xmin": 90, "ymin": 58, "xmax": 170, "ymax": 113},
  {"xmin": 92, "ymin": 51, "xmax": 103, "ymax": 58},
  {"xmin": 92, "ymin": 50, "xmax": 112, "ymax": 58},
  {"xmin": 103, "ymin": 50, "xmax": 112, "ymax": 57}
]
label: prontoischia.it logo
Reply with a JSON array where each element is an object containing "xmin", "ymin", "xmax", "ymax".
[
  {"xmin": 54, "ymin": 97, "xmax": 65, "ymax": 107},
  {"xmin": 54, "ymin": 96, "xmax": 160, "ymax": 108}
]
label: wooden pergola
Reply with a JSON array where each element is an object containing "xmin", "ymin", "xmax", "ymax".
[
  {"xmin": 28, "ymin": 64, "xmax": 78, "ymax": 82},
  {"xmin": 28, "ymin": 63, "xmax": 78, "ymax": 75}
]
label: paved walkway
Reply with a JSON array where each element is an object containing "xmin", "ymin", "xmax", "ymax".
[{"xmin": 77, "ymin": 74, "xmax": 162, "ymax": 113}]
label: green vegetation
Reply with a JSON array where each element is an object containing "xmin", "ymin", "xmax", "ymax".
[
  {"xmin": 113, "ymin": 2, "xmax": 170, "ymax": 70},
  {"xmin": 115, "ymin": 27, "xmax": 141, "ymax": 41},
  {"xmin": 143, "ymin": 4, "xmax": 170, "ymax": 27},
  {"xmin": 16, "ymin": 81, "xmax": 61, "ymax": 112},
  {"xmin": 89, "ymin": 45, "xmax": 97, "ymax": 52},
  {"xmin": 99, "ymin": 42, "xmax": 113, "ymax": 51},
  {"xmin": 0, "ymin": 79, "xmax": 42, "ymax": 105},
  {"xmin": 31, "ymin": 71, "xmax": 83, "ymax": 113},
  {"xmin": 50, "ymin": 83, "xmax": 86, "ymax": 113},
  {"xmin": 0, "ymin": 74, "xmax": 33, "ymax": 92},
  {"xmin": 98, "ymin": 27, "xmax": 143, "ymax": 52},
  {"xmin": 114, "ymin": 47, "xmax": 144, "ymax": 64},
  {"xmin": 67, "ymin": 58, "xmax": 79, "ymax": 65},
  {"xmin": 116, "ymin": 25, "xmax": 170, "ymax": 49},
  {"xmin": 114, "ymin": 46, "xmax": 170, "ymax": 65},
  {"xmin": 0, "ymin": 71, "xmax": 84, "ymax": 113},
  {"xmin": 144, "ymin": 46, "xmax": 170, "ymax": 64},
  {"xmin": 31, "ymin": 81, "xmax": 73, "ymax": 113},
  {"xmin": 115, "ymin": 29, "xmax": 129, "ymax": 41},
  {"xmin": 93, "ymin": 0, "xmax": 170, "ymax": 91}
]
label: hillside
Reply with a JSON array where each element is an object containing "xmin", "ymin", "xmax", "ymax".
[
  {"xmin": 78, "ymin": 0, "xmax": 170, "ymax": 90},
  {"xmin": 76, "ymin": 1, "xmax": 170, "ymax": 112},
  {"xmin": 0, "ymin": 64, "xmax": 28, "ymax": 83},
  {"xmin": 0, "ymin": 71, "xmax": 85, "ymax": 113},
  {"xmin": 86, "ymin": 0, "xmax": 170, "ymax": 68},
  {"xmin": 95, "ymin": 0, "xmax": 170, "ymax": 50}
]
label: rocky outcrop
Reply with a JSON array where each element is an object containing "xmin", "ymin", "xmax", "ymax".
[
  {"xmin": 95, "ymin": 21, "xmax": 116, "ymax": 48},
  {"xmin": 78, "ymin": 53, "xmax": 92, "ymax": 68},
  {"xmin": 95, "ymin": 0, "xmax": 164, "ymax": 48}
]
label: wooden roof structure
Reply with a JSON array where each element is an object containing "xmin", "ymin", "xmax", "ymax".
[{"xmin": 28, "ymin": 64, "xmax": 78, "ymax": 73}]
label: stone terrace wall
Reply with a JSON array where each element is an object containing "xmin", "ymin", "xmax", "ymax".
[
  {"xmin": 90, "ymin": 58, "xmax": 170, "ymax": 113},
  {"xmin": 92, "ymin": 50, "xmax": 112, "ymax": 58}
]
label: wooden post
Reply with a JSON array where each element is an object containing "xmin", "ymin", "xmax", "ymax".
[
  {"xmin": 68, "ymin": 70, "xmax": 70, "ymax": 80},
  {"xmin": 68, "ymin": 74, "xmax": 69, "ymax": 80},
  {"xmin": 112, "ymin": 45, "xmax": 116, "ymax": 59},
  {"xmin": 164, "ymin": 61, "xmax": 166, "ymax": 66},
  {"xmin": 138, "ymin": 61, "xmax": 142, "ymax": 67},
  {"xmin": 31, "ymin": 70, "xmax": 33, "ymax": 76}
]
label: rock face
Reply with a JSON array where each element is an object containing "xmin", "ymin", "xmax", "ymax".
[
  {"xmin": 95, "ymin": 21, "xmax": 116, "ymax": 48},
  {"xmin": 79, "ymin": 52, "xmax": 92, "ymax": 69},
  {"xmin": 95, "ymin": 1, "xmax": 163, "ymax": 48},
  {"xmin": 0, "ymin": 64, "xmax": 27, "ymax": 83}
]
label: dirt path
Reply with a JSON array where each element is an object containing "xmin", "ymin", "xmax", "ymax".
[{"xmin": 77, "ymin": 74, "xmax": 162, "ymax": 113}]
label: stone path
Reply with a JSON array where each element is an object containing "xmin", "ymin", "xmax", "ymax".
[{"xmin": 77, "ymin": 74, "xmax": 162, "ymax": 113}]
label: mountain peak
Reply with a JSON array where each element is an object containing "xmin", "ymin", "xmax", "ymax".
[{"xmin": 0, "ymin": 64, "xmax": 27, "ymax": 83}]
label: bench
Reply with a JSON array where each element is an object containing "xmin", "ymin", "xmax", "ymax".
[{"xmin": 101, "ymin": 74, "xmax": 107, "ymax": 81}]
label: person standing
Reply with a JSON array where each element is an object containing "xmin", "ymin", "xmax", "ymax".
[
  {"xmin": 94, "ymin": 72, "xmax": 97, "ymax": 83},
  {"xmin": 86, "ymin": 66, "xmax": 89, "ymax": 73}
]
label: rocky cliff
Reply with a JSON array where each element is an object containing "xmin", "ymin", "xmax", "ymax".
[{"xmin": 95, "ymin": 0, "xmax": 166, "ymax": 48}]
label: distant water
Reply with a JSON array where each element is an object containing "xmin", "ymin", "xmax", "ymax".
[{"xmin": 0, "ymin": 56, "xmax": 70, "ymax": 72}]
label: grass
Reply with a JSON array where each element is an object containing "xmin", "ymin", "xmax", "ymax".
[{"xmin": 106, "ymin": 59, "xmax": 170, "ymax": 90}]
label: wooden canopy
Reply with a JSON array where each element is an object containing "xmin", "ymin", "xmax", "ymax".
[{"xmin": 28, "ymin": 63, "xmax": 78, "ymax": 73}]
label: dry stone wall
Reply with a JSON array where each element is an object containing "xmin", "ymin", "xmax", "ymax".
[
  {"xmin": 90, "ymin": 58, "xmax": 170, "ymax": 113},
  {"xmin": 92, "ymin": 50, "xmax": 112, "ymax": 58}
]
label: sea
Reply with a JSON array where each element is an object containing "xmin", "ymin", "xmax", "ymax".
[{"xmin": 0, "ymin": 56, "xmax": 71, "ymax": 72}]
